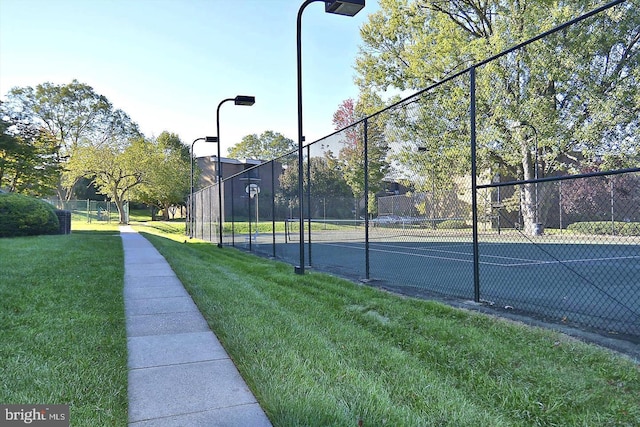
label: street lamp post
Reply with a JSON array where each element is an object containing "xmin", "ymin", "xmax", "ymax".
[
  {"xmin": 190, "ymin": 136, "xmax": 218, "ymax": 238},
  {"xmin": 295, "ymin": 0, "xmax": 365, "ymax": 275},
  {"xmin": 216, "ymin": 95, "xmax": 256, "ymax": 247}
]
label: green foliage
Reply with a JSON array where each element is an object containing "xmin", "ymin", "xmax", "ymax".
[
  {"xmin": 131, "ymin": 133, "xmax": 191, "ymax": 218},
  {"xmin": 567, "ymin": 221, "xmax": 640, "ymax": 236},
  {"xmin": 156, "ymin": 131, "xmax": 190, "ymax": 161},
  {"xmin": 0, "ymin": 114, "xmax": 60, "ymax": 196},
  {"xmin": 277, "ymin": 154, "xmax": 354, "ymax": 217},
  {"xmin": 0, "ymin": 193, "xmax": 59, "ymax": 237},
  {"xmin": 2, "ymin": 80, "xmax": 140, "ymax": 200},
  {"xmin": 228, "ymin": 131, "xmax": 296, "ymax": 161},
  {"xmin": 65, "ymin": 137, "xmax": 152, "ymax": 223},
  {"xmin": 332, "ymin": 97, "xmax": 389, "ymax": 204},
  {"xmin": 356, "ymin": 0, "xmax": 640, "ymax": 235}
]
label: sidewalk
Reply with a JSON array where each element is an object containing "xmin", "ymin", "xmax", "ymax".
[{"xmin": 120, "ymin": 226, "xmax": 272, "ymax": 427}]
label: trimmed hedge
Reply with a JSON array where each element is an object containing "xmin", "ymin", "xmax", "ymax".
[
  {"xmin": 0, "ymin": 193, "xmax": 60, "ymax": 237},
  {"xmin": 566, "ymin": 221, "xmax": 640, "ymax": 236}
]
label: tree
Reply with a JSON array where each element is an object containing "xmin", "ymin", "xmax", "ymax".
[
  {"xmin": 66, "ymin": 138, "xmax": 152, "ymax": 223},
  {"xmin": 228, "ymin": 131, "xmax": 296, "ymax": 161},
  {"xmin": 332, "ymin": 97, "xmax": 389, "ymax": 215},
  {"xmin": 355, "ymin": 0, "xmax": 639, "ymax": 234},
  {"xmin": 1, "ymin": 80, "xmax": 140, "ymax": 200},
  {"xmin": 0, "ymin": 113, "xmax": 59, "ymax": 196},
  {"xmin": 131, "ymin": 133, "xmax": 191, "ymax": 220},
  {"xmin": 278, "ymin": 153, "xmax": 353, "ymax": 219},
  {"xmin": 156, "ymin": 131, "xmax": 190, "ymax": 162}
]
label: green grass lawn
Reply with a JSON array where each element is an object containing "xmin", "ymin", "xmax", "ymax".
[
  {"xmin": 2, "ymin": 220, "xmax": 638, "ymax": 426},
  {"xmin": 138, "ymin": 224, "xmax": 640, "ymax": 427},
  {"xmin": 0, "ymin": 230, "xmax": 127, "ymax": 426}
]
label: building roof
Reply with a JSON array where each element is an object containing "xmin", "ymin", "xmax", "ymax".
[{"xmin": 208, "ymin": 156, "xmax": 264, "ymax": 166}]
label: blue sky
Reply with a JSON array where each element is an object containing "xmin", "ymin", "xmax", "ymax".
[{"xmin": 0, "ymin": 0, "xmax": 379, "ymax": 156}]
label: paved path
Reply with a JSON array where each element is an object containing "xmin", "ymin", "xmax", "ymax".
[{"xmin": 121, "ymin": 226, "xmax": 272, "ymax": 426}]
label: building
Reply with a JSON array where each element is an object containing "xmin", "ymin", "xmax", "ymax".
[{"xmin": 195, "ymin": 156, "xmax": 284, "ymax": 221}]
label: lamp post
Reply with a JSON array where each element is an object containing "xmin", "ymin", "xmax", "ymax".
[
  {"xmin": 295, "ymin": 0, "xmax": 365, "ymax": 275},
  {"xmin": 216, "ymin": 95, "xmax": 256, "ymax": 247},
  {"xmin": 190, "ymin": 136, "xmax": 218, "ymax": 238}
]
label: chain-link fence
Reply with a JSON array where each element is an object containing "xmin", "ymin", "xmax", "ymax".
[
  {"xmin": 46, "ymin": 199, "xmax": 128, "ymax": 224},
  {"xmin": 190, "ymin": 0, "xmax": 639, "ymax": 341}
]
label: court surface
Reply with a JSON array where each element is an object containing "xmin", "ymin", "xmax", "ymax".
[{"xmin": 251, "ymin": 230, "xmax": 640, "ymax": 339}]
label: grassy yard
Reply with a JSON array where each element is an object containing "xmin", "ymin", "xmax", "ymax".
[
  {"xmin": 0, "ymin": 229, "xmax": 127, "ymax": 426},
  {"xmin": 2, "ymin": 220, "xmax": 638, "ymax": 426},
  {"xmin": 138, "ymin": 224, "xmax": 639, "ymax": 427}
]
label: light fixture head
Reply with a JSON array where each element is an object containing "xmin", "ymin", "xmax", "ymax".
[
  {"xmin": 205, "ymin": 136, "xmax": 218, "ymax": 143},
  {"xmin": 325, "ymin": 0, "xmax": 365, "ymax": 16},
  {"xmin": 234, "ymin": 95, "xmax": 256, "ymax": 106}
]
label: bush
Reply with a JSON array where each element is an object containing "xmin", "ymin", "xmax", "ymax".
[
  {"xmin": 0, "ymin": 193, "xmax": 60, "ymax": 237},
  {"xmin": 566, "ymin": 221, "xmax": 640, "ymax": 236},
  {"xmin": 436, "ymin": 219, "xmax": 469, "ymax": 230}
]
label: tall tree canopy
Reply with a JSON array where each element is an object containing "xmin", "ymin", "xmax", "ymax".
[
  {"xmin": 0, "ymin": 113, "xmax": 59, "ymax": 196},
  {"xmin": 66, "ymin": 132, "xmax": 192, "ymax": 223},
  {"xmin": 228, "ymin": 130, "xmax": 296, "ymax": 161},
  {"xmin": 65, "ymin": 137, "xmax": 151, "ymax": 223},
  {"xmin": 356, "ymin": 0, "xmax": 639, "ymax": 234},
  {"xmin": 131, "ymin": 132, "xmax": 191, "ymax": 220},
  {"xmin": 332, "ymin": 97, "xmax": 389, "ymax": 214},
  {"xmin": 1, "ymin": 80, "xmax": 140, "ymax": 199}
]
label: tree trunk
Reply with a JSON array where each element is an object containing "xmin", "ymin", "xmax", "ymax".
[
  {"xmin": 520, "ymin": 142, "xmax": 541, "ymax": 236},
  {"xmin": 112, "ymin": 191, "xmax": 127, "ymax": 224}
]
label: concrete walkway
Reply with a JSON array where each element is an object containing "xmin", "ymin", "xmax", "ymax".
[{"xmin": 120, "ymin": 226, "xmax": 272, "ymax": 427}]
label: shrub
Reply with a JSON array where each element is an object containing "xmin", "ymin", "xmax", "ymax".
[
  {"xmin": 436, "ymin": 219, "xmax": 469, "ymax": 230},
  {"xmin": 566, "ymin": 221, "xmax": 640, "ymax": 236},
  {"xmin": 0, "ymin": 193, "xmax": 59, "ymax": 237}
]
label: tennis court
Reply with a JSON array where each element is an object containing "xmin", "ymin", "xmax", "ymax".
[{"xmin": 268, "ymin": 219, "xmax": 640, "ymax": 339}]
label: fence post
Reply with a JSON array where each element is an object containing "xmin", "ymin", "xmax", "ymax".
[
  {"xmin": 231, "ymin": 178, "xmax": 236, "ymax": 247},
  {"xmin": 199, "ymin": 190, "xmax": 204, "ymax": 240},
  {"xmin": 610, "ymin": 179, "xmax": 615, "ymax": 235},
  {"xmin": 272, "ymin": 161, "xmax": 276, "ymax": 258},
  {"xmin": 364, "ymin": 119, "xmax": 370, "ymax": 281},
  {"xmin": 248, "ymin": 178, "xmax": 253, "ymax": 251},
  {"xmin": 470, "ymin": 66, "xmax": 481, "ymax": 303},
  {"xmin": 307, "ymin": 144, "xmax": 312, "ymax": 266}
]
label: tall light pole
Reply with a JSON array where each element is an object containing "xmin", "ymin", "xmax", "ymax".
[
  {"xmin": 216, "ymin": 95, "xmax": 256, "ymax": 247},
  {"xmin": 190, "ymin": 136, "xmax": 218, "ymax": 238},
  {"xmin": 295, "ymin": 0, "xmax": 366, "ymax": 275}
]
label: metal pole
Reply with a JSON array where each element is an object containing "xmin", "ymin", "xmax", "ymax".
[
  {"xmin": 307, "ymin": 144, "xmax": 312, "ymax": 266},
  {"xmin": 364, "ymin": 119, "xmax": 370, "ymax": 281},
  {"xmin": 296, "ymin": 1, "xmax": 322, "ymax": 274},
  {"xmin": 295, "ymin": 0, "xmax": 362, "ymax": 272},
  {"xmin": 611, "ymin": 179, "xmax": 615, "ymax": 235},
  {"xmin": 190, "ymin": 137, "xmax": 205, "ymax": 238},
  {"xmin": 209, "ymin": 186, "xmax": 214, "ymax": 242},
  {"xmin": 272, "ymin": 161, "xmax": 276, "ymax": 258},
  {"xmin": 217, "ymin": 100, "xmax": 234, "ymax": 248},
  {"xmin": 559, "ymin": 180, "xmax": 563, "ymax": 233},
  {"xmin": 248, "ymin": 178, "xmax": 253, "ymax": 251},
  {"xmin": 470, "ymin": 67, "xmax": 481, "ymax": 303},
  {"xmin": 231, "ymin": 178, "xmax": 236, "ymax": 247}
]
